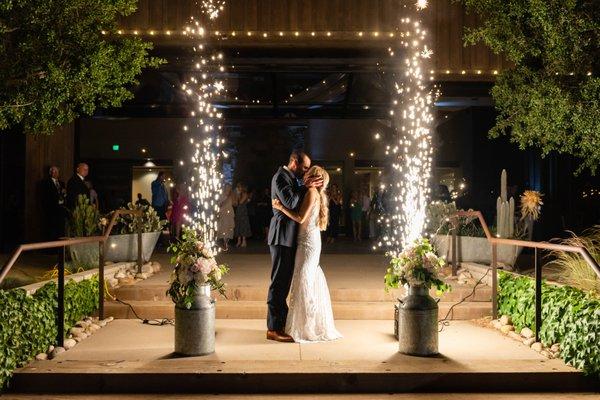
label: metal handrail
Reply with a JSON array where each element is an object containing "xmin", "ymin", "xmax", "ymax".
[
  {"xmin": 450, "ymin": 210, "xmax": 600, "ymax": 341},
  {"xmin": 0, "ymin": 208, "xmax": 143, "ymax": 347}
]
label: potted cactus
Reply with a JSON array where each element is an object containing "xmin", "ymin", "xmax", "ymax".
[{"xmin": 430, "ymin": 170, "xmax": 524, "ymax": 267}]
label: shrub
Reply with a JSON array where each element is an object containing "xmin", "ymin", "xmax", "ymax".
[
  {"xmin": 0, "ymin": 276, "xmax": 99, "ymax": 389},
  {"xmin": 498, "ymin": 271, "xmax": 600, "ymax": 378}
]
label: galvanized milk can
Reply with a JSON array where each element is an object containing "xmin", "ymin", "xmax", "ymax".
[
  {"xmin": 397, "ymin": 285, "xmax": 439, "ymax": 356},
  {"xmin": 174, "ymin": 284, "xmax": 215, "ymax": 356}
]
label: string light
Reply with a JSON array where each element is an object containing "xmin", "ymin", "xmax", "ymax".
[{"xmin": 378, "ymin": 1, "xmax": 437, "ymax": 255}]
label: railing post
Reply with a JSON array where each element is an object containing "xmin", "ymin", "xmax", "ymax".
[
  {"xmin": 451, "ymin": 216, "xmax": 458, "ymax": 276},
  {"xmin": 57, "ymin": 247, "xmax": 65, "ymax": 347},
  {"xmin": 534, "ymin": 247, "xmax": 542, "ymax": 343},
  {"xmin": 137, "ymin": 227, "xmax": 143, "ymax": 275},
  {"xmin": 99, "ymin": 241, "xmax": 105, "ymax": 320},
  {"xmin": 491, "ymin": 243, "xmax": 498, "ymax": 319}
]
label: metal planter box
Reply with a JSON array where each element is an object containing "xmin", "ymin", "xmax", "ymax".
[
  {"xmin": 105, "ymin": 232, "xmax": 161, "ymax": 263},
  {"xmin": 432, "ymin": 234, "xmax": 522, "ymax": 266}
]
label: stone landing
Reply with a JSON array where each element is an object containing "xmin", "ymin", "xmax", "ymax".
[{"xmin": 10, "ymin": 320, "xmax": 597, "ymax": 394}]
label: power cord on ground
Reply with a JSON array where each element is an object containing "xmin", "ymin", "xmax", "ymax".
[
  {"xmin": 114, "ymin": 298, "xmax": 174, "ymax": 326},
  {"xmin": 437, "ymin": 267, "xmax": 491, "ymax": 332}
]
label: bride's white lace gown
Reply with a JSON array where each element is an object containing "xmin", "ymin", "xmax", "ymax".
[{"xmin": 285, "ymin": 199, "xmax": 342, "ymax": 343}]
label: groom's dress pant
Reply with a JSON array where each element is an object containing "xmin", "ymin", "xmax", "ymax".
[{"xmin": 267, "ymin": 244, "xmax": 296, "ymax": 331}]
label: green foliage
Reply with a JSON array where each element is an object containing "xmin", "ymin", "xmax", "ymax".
[
  {"xmin": 462, "ymin": 0, "xmax": 600, "ymax": 174},
  {"xmin": 116, "ymin": 202, "xmax": 167, "ymax": 234},
  {"xmin": 68, "ymin": 195, "xmax": 100, "ymax": 237},
  {"xmin": 545, "ymin": 227, "xmax": 600, "ymax": 293},
  {"xmin": 0, "ymin": 0, "xmax": 165, "ymax": 134},
  {"xmin": 498, "ymin": 272, "xmax": 600, "ymax": 378},
  {"xmin": 0, "ymin": 275, "xmax": 99, "ymax": 389}
]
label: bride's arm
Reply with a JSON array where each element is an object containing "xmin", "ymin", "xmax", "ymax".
[{"xmin": 273, "ymin": 189, "xmax": 317, "ymax": 224}]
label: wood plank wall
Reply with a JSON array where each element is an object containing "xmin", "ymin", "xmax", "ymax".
[
  {"xmin": 118, "ymin": 0, "xmax": 509, "ymax": 73},
  {"xmin": 24, "ymin": 123, "xmax": 75, "ymax": 241}
]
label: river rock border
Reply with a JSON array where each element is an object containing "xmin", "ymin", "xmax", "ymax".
[
  {"xmin": 34, "ymin": 316, "xmax": 115, "ymax": 361},
  {"xmin": 489, "ymin": 315, "xmax": 561, "ymax": 359}
]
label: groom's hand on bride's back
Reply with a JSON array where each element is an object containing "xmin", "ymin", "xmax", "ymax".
[{"xmin": 304, "ymin": 176, "xmax": 323, "ymax": 188}]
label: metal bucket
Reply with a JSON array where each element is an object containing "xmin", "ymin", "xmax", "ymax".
[
  {"xmin": 397, "ymin": 285, "xmax": 439, "ymax": 356},
  {"xmin": 174, "ymin": 284, "xmax": 215, "ymax": 356}
]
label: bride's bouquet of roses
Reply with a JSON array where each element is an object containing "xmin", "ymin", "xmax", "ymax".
[
  {"xmin": 384, "ymin": 237, "xmax": 450, "ymax": 294},
  {"xmin": 166, "ymin": 227, "xmax": 229, "ymax": 309}
]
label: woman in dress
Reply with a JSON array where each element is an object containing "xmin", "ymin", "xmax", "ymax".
[
  {"xmin": 217, "ymin": 184, "xmax": 235, "ymax": 251},
  {"xmin": 233, "ymin": 182, "xmax": 252, "ymax": 247},
  {"xmin": 350, "ymin": 190, "xmax": 363, "ymax": 241},
  {"xmin": 169, "ymin": 183, "xmax": 189, "ymax": 240},
  {"xmin": 272, "ymin": 166, "xmax": 342, "ymax": 343},
  {"xmin": 326, "ymin": 183, "xmax": 342, "ymax": 244}
]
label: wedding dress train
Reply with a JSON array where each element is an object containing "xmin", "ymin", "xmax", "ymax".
[{"xmin": 285, "ymin": 201, "xmax": 342, "ymax": 343}]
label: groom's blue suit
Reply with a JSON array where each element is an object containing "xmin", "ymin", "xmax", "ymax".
[{"xmin": 267, "ymin": 166, "xmax": 306, "ymax": 331}]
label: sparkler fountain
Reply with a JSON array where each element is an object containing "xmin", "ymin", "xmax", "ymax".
[
  {"xmin": 379, "ymin": 0, "xmax": 437, "ymax": 256},
  {"xmin": 179, "ymin": 1, "xmax": 228, "ymax": 255}
]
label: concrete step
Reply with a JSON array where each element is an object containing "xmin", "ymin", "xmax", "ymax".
[
  {"xmin": 104, "ymin": 299, "xmax": 491, "ymax": 320},
  {"xmin": 113, "ymin": 283, "xmax": 492, "ymax": 303}
]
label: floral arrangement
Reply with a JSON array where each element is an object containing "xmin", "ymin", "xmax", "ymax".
[
  {"xmin": 520, "ymin": 190, "xmax": 543, "ymax": 221},
  {"xmin": 384, "ymin": 237, "xmax": 450, "ymax": 293},
  {"xmin": 166, "ymin": 227, "xmax": 228, "ymax": 308}
]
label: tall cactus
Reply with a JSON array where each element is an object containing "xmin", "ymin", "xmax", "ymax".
[{"xmin": 496, "ymin": 169, "xmax": 515, "ymax": 238}]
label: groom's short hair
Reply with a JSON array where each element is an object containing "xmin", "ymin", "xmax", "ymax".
[{"xmin": 289, "ymin": 150, "xmax": 308, "ymax": 165}]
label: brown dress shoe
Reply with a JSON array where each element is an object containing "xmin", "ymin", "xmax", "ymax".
[{"xmin": 266, "ymin": 330, "xmax": 294, "ymax": 343}]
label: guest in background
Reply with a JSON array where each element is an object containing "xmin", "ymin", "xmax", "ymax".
[
  {"xmin": 217, "ymin": 184, "xmax": 235, "ymax": 251},
  {"xmin": 233, "ymin": 182, "xmax": 252, "ymax": 247},
  {"xmin": 255, "ymin": 187, "xmax": 272, "ymax": 242},
  {"xmin": 42, "ymin": 166, "xmax": 67, "ymax": 240},
  {"xmin": 350, "ymin": 190, "xmax": 363, "ymax": 242},
  {"xmin": 151, "ymin": 171, "xmax": 170, "ymax": 221},
  {"xmin": 169, "ymin": 184, "xmax": 189, "ymax": 240},
  {"xmin": 66, "ymin": 163, "xmax": 90, "ymax": 209},
  {"xmin": 326, "ymin": 183, "xmax": 343, "ymax": 244},
  {"xmin": 361, "ymin": 186, "xmax": 371, "ymax": 239},
  {"xmin": 135, "ymin": 193, "xmax": 150, "ymax": 207}
]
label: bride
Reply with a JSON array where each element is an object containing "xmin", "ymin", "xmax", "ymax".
[{"xmin": 272, "ymin": 166, "xmax": 342, "ymax": 343}]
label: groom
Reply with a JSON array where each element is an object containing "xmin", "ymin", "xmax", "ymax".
[{"xmin": 266, "ymin": 150, "xmax": 322, "ymax": 342}]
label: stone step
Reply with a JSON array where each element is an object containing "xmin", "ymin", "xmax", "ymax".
[
  {"xmin": 104, "ymin": 299, "xmax": 491, "ymax": 321},
  {"xmin": 113, "ymin": 284, "xmax": 492, "ymax": 303}
]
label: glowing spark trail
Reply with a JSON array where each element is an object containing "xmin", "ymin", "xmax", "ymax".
[
  {"xmin": 378, "ymin": 1, "xmax": 437, "ymax": 255},
  {"xmin": 180, "ymin": 3, "xmax": 227, "ymax": 254}
]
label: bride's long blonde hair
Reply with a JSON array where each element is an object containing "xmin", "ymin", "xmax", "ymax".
[{"xmin": 305, "ymin": 166, "xmax": 330, "ymax": 231}]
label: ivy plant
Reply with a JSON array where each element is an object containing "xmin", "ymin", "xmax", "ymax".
[
  {"xmin": 498, "ymin": 271, "xmax": 600, "ymax": 378},
  {"xmin": 0, "ymin": 276, "xmax": 99, "ymax": 390}
]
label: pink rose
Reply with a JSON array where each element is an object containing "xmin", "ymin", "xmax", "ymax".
[{"xmin": 198, "ymin": 258, "xmax": 213, "ymax": 275}]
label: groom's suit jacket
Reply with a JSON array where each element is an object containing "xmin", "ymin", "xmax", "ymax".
[{"xmin": 268, "ymin": 166, "xmax": 306, "ymax": 248}]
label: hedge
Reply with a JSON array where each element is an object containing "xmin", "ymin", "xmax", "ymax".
[
  {"xmin": 498, "ymin": 271, "xmax": 600, "ymax": 378},
  {"xmin": 0, "ymin": 276, "xmax": 99, "ymax": 389}
]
